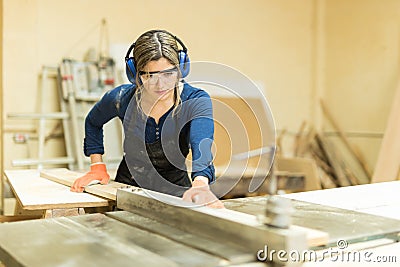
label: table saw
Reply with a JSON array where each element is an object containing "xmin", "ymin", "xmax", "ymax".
[{"xmin": 0, "ymin": 169, "xmax": 399, "ymax": 266}]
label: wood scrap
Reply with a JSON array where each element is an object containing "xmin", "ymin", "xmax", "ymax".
[
  {"xmin": 309, "ymin": 146, "xmax": 334, "ymax": 177},
  {"xmin": 286, "ymin": 115, "xmax": 374, "ymax": 189},
  {"xmin": 315, "ymin": 134, "xmax": 351, "ymax": 187},
  {"xmin": 317, "ymin": 168, "xmax": 337, "ymax": 189},
  {"xmin": 327, "ymin": 135, "xmax": 369, "ymax": 184},
  {"xmin": 344, "ymin": 167, "xmax": 359, "ymax": 186},
  {"xmin": 294, "ymin": 122, "xmax": 316, "ymax": 157},
  {"xmin": 292, "ymin": 125, "xmax": 369, "ymax": 189},
  {"xmin": 288, "ymin": 124, "xmax": 340, "ymax": 189},
  {"xmin": 302, "ymin": 127, "xmax": 317, "ymax": 156},
  {"xmin": 309, "ymin": 134, "xmax": 339, "ymax": 187},
  {"xmin": 320, "ymin": 99, "xmax": 372, "ymax": 182}
]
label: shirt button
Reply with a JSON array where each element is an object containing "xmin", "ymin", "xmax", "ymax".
[{"xmin": 156, "ymin": 132, "xmax": 159, "ymax": 135}]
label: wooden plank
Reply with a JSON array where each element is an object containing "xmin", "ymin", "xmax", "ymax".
[
  {"xmin": 40, "ymin": 168, "xmax": 131, "ymax": 201},
  {"xmin": 372, "ymin": 84, "xmax": 400, "ymax": 183},
  {"xmin": 320, "ymin": 99, "xmax": 371, "ymax": 182},
  {"xmin": 4, "ymin": 170, "xmax": 110, "ymax": 210},
  {"xmin": 309, "ymin": 136, "xmax": 338, "ymax": 188},
  {"xmin": 0, "ymin": 215, "xmax": 42, "ymax": 223},
  {"xmin": 316, "ymin": 134, "xmax": 351, "ymax": 187}
]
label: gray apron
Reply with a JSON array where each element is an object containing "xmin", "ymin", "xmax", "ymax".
[{"xmin": 116, "ymin": 97, "xmax": 191, "ymax": 197}]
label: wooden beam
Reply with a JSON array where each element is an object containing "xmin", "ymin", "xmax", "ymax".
[
  {"xmin": 372, "ymin": 84, "xmax": 400, "ymax": 182},
  {"xmin": 40, "ymin": 168, "xmax": 131, "ymax": 201}
]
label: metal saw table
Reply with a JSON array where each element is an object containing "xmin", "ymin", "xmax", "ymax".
[{"xmin": 0, "ymin": 179, "xmax": 399, "ymax": 266}]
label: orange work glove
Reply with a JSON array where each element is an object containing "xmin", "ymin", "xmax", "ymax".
[
  {"xmin": 182, "ymin": 178, "xmax": 225, "ymax": 209},
  {"xmin": 70, "ymin": 163, "xmax": 110, "ymax": 193}
]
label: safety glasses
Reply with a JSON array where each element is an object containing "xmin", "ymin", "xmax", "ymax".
[{"xmin": 139, "ymin": 67, "xmax": 178, "ymax": 85}]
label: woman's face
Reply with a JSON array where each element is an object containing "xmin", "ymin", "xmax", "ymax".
[{"xmin": 139, "ymin": 57, "xmax": 178, "ymax": 101}]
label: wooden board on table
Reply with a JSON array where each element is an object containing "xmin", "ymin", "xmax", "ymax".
[
  {"xmin": 4, "ymin": 170, "xmax": 110, "ymax": 210},
  {"xmin": 40, "ymin": 168, "xmax": 132, "ymax": 201}
]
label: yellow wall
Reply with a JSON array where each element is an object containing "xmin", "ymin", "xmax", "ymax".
[
  {"xmin": 2, "ymin": 0, "xmax": 315, "ymax": 170},
  {"xmin": 324, "ymin": 0, "xmax": 400, "ymax": 169},
  {"xmin": 1, "ymin": 0, "xmax": 399, "ymax": 173}
]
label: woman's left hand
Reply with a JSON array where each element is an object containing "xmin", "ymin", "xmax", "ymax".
[{"xmin": 182, "ymin": 178, "xmax": 225, "ymax": 209}]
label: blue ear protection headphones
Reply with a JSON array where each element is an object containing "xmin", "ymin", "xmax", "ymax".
[{"xmin": 125, "ymin": 30, "xmax": 190, "ymax": 84}]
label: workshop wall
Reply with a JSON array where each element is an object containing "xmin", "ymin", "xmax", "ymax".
[
  {"xmin": 2, "ymin": 0, "xmax": 314, "ymax": 170},
  {"xmin": 1, "ymin": 0, "xmax": 399, "ymax": 175},
  {"xmin": 323, "ymin": 0, "xmax": 400, "ymax": 171}
]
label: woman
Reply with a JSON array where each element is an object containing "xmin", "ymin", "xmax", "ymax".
[{"xmin": 71, "ymin": 29, "xmax": 223, "ymax": 208}]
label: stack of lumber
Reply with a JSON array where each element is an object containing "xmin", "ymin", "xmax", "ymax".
[
  {"xmin": 285, "ymin": 101, "xmax": 372, "ymax": 189},
  {"xmin": 294, "ymin": 128, "xmax": 364, "ymax": 189}
]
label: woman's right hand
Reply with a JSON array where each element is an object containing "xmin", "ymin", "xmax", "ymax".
[
  {"xmin": 70, "ymin": 163, "xmax": 110, "ymax": 192},
  {"xmin": 182, "ymin": 178, "xmax": 225, "ymax": 209}
]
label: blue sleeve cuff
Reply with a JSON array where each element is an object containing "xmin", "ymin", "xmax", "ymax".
[{"xmin": 192, "ymin": 164, "xmax": 216, "ymax": 184}]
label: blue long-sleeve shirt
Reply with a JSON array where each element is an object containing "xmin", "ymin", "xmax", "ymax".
[{"xmin": 83, "ymin": 82, "xmax": 215, "ymax": 182}]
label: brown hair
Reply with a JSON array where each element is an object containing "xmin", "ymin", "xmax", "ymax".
[{"xmin": 133, "ymin": 30, "xmax": 182, "ymax": 114}]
